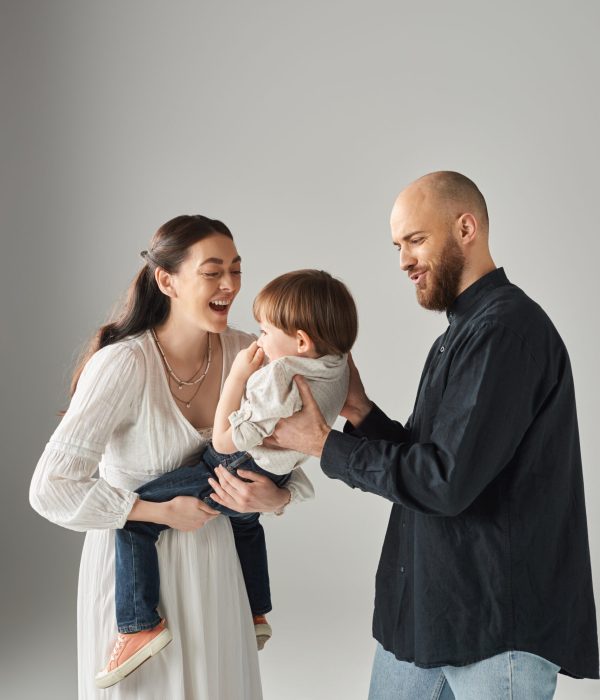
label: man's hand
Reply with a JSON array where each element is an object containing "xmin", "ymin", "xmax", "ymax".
[
  {"xmin": 229, "ymin": 341, "xmax": 264, "ymax": 383},
  {"xmin": 340, "ymin": 353, "xmax": 373, "ymax": 427},
  {"xmin": 265, "ymin": 375, "xmax": 330, "ymax": 458}
]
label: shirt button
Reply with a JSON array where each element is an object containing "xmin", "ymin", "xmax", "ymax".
[
  {"xmin": 440, "ymin": 346, "xmax": 445, "ymax": 353},
  {"xmin": 402, "ymin": 521, "xmax": 406, "ymax": 528},
  {"xmin": 400, "ymin": 566, "xmax": 405, "ymax": 573}
]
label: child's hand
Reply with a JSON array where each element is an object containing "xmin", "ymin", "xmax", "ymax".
[{"xmin": 230, "ymin": 341, "xmax": 264, "ymax": 382}]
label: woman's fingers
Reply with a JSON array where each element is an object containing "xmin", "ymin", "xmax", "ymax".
[
  {"xmin": 165, "ymin": 495, "xmax": 219, "ymax": 531},
  {"xmin": 196, "ymin": 499, "xmax": 220, "ymax": 515},
  {"xmin": 215, "ymin": 465, "xmax": 249, "ymax": 493},
  {"xmin": 208, "ymin": 466, "xmax": 291, "ymax": 513},
  {"xmin": 208, "ymin": 468, "xmax": 248, "ymax": 510},
  {"xmin": 235, "ymin": 468, "xmax": 268, "ymax": 481}
]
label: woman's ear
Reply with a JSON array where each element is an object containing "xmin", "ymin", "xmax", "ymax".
[
  {"xmin": 296, "ymin": 330, "xmax": 316, "ymax": 355},
  {"xmin": 155, "ymin": 267, "xmax": 177, "ymax": 299}
]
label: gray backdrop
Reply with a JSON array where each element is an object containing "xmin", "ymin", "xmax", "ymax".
[{"xmin": 1, "ymin": 1, "xmax": 599, "ymax": 698}]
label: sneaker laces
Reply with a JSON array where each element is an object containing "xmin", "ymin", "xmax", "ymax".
[{"xmin": 108, "ymin": 634, "xmax": 126, "ymax": 664}]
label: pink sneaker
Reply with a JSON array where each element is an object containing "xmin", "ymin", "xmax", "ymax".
[
  {"xmin": 95, "ymin": 619, "xmax": 172, "ymax": 689},
  {"xmin": 253, "ymin": 614, "xmax": 272, "ymax": 651}
]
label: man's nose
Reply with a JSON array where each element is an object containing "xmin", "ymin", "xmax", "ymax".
[{"xmin": 399, "ymin": 247, "xmax": 417, "ymax": 271}]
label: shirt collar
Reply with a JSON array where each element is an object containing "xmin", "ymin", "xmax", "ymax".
[{"xmin": 446, "ymin": 268, "xmax": 509, "ymax": 323}]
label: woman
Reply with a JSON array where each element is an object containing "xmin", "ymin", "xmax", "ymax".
[{"xmin": 29, "ymin": 215, "xmax": 314, "ymax": 699}]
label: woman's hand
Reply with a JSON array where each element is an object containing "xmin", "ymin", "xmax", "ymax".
[
  {"xmin": 229, "ymin": 341, "xmax": 264, "ymax": 383},
  {"xmin": 162, "ymin": 496, "xmax": 220, "ymax": 531},
  {"xmin": 208, "ymin": 467, "xmax": 291, "ymax": 513},
  {"xmin": 340, "ymin": 353, "xmax": 373, "ymax": 427},
  {"xmin": 128, "ymin": 496, "xmax": 220, "ymax": 531}
]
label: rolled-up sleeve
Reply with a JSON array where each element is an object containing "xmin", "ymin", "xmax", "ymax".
[{"xmin": 29, "ymin": 344, "xmax": 142, "ymax": 531}]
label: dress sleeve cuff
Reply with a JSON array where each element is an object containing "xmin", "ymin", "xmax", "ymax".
[{"xmin": 115, "ymin": 492, "xmax": 141, "ymax": 529}]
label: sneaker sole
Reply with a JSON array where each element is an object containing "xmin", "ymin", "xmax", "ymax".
[
  {"xmin": 95, "ymin": 627, "xmax": 173, "ymax": 689},
  {"xmin": 254, "ymin": 622, "xmax": 272, "ymax": 651}
]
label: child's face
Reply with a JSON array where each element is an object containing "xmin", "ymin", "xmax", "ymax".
[{"xmin": 256, "ymin": 318, "xmax": 301, "ymax": 361}]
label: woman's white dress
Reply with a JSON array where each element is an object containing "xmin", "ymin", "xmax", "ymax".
[{"xmin": 30, "ymin": 328, "xmax": 313, "ymax": 699}]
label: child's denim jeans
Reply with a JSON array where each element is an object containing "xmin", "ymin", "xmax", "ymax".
[{"xmin": 115, "ymin": 444, "xmax": 290, "ymax": 633}]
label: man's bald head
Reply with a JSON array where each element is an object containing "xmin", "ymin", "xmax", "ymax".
[
  {"xmin": 390, "ymin": 171, "xmax": 496, "ymax": 310},
  {"xmin": 397, "ymin": 171, "xmax": 489, "ymax": 234}
]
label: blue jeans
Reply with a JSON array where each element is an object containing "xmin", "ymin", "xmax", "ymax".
[
  {"xmin": 368, "ymin": 643, "xmax": 560, "ymax": 700},
  {"xmin": 115, "ymin": 444, "xmax": 290, "ymax": 633}
]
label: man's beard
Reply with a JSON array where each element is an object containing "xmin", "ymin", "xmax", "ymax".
[{"xmin": 416, "ymin": 234, "xmax": 465, "ymax": 312}]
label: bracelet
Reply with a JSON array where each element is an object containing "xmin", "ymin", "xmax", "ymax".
[{"xmin": 274, "ymin": 488, "xmax": 292, "ymax": 516}]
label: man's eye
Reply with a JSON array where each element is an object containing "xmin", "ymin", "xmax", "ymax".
[{"xmin": 411, "ymin": 238, "xmax": 424, "ymax": 245}]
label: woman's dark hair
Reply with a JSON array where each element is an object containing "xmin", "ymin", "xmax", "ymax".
[{"xmin": 69, "ymin": 214, "xmax": 233, "ymax": 396}]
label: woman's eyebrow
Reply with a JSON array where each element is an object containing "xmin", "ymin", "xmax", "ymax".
[{"xmin": 199, "ymin": 255, "xmax": 242, "ymax": 265}]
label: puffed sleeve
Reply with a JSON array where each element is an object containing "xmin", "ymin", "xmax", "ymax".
[
  {"xmin": 285, "ymin": 466, "xmax": 315, "ymax": 503},
  {"xmin": 29, "ymin": 343, "xmax": 143, "ymax": 531}
]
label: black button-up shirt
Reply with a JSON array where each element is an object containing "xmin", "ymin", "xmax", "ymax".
[{"xmin": 322, "ymin": 268, "xmax": 598, "ymax": 679}]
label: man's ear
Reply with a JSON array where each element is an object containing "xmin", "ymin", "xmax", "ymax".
[
  {"xmin": 155, "ymin": 267, "xmax": 177, "ymax": 299},
  {"xmin": 457, "ymin": 213, "xmax": 477, "ymax": 245},
  {"xmin": 296, "ymin": 329, "xmax": 316, "ymax": 355}
]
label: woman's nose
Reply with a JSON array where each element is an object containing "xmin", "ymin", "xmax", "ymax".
[{"xmin": 219, "ymin": 273, "xmax": 236, "ymax": 290}]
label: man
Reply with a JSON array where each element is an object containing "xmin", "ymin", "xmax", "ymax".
[{"xmin": 267, "ymin": 172, "xmax": 599, "ymax": 698}]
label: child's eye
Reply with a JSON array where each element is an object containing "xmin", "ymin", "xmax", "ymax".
[{"xmin": 232, "ymin": 270, "xmax": 242, "ymax": 276}]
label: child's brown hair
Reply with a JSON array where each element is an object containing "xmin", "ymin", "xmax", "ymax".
[{"xmin": 252, "ymin": 269, "xmax": 358, "ymax": 356}]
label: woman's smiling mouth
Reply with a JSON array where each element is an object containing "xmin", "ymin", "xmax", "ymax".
[{"xmin": 209, "ymin": 298, "xmax": 232, "ymax": 314}]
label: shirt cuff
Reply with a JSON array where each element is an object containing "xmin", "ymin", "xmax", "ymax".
[
  {"xmin": 321, "ymin": 429, "xmax": 362, "ymax": 488},
  {"xmin": 343, "ymin": 403, "xmax": 403, "ymax": 442}
]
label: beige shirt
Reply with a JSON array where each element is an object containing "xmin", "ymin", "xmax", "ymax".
[{"xmin": 229, "ymin": 353, "xmax": 349, "ymax": 475}]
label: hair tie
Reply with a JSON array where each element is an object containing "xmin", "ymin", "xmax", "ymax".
[{"xmin": 140, "ymin": 249, "xmax": 160, "ymax": 267}]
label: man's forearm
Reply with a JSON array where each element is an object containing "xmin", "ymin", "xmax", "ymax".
[
  {"xmin": 342, "ymin": 398, "xmax": 374, "ymax": 430},
  {"xmin": 304, "ymin": 424, "xmax": 331, "ymax": 458}
]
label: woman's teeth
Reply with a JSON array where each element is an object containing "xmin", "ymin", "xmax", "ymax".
[{"xmin": 209, "ymin": 300, "xmax": 231, "ymax": 312}]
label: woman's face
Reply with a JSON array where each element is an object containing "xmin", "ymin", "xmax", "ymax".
[{"xmin": 165, "ymin": 234, "xmax": 242, "ymax": 333}]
